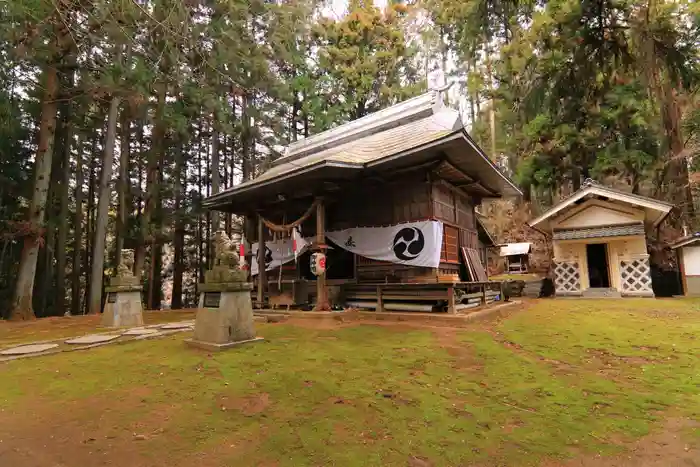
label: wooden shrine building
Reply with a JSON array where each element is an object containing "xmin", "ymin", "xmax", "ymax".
[
  {"xmin": 203, "ymin": 88, "xmax": 521, "ymax": 312},
  {"xmin": 499, "ymin": 243, "xmax": 532, "ymax": 274}
]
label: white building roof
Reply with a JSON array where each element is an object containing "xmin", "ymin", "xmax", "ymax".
[
  {"xmin": 670, "ymin": 233, "xmax": 700, "ymax": 249},
  {"xmin": 529, "ymin": 180, "xmax": 673, "ymax": 233},
  {"xmin": 499, "ymin": 243, "xmax": 532, "ymax": 257}
]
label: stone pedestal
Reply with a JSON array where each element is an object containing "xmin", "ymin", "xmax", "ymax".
[
  {"xmin": 102, "ymin": 277, "xmax": 144, "ymax": 327},
  {"xmin": 186, "ymin": 270, "xmax": 263, "ymax": 351}
]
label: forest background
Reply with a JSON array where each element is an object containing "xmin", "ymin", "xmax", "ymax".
[{"xmin": 1, "ymin": 0, "xmax": 698, "ymax": 319}]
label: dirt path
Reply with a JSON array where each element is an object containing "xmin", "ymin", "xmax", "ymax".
[{"xmin": 544, "ymin": 417, "xmax": 699, "ymax": 467}]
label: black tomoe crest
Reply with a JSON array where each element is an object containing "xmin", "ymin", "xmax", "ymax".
[
  {"xmin": 256, "ymin": 245, "xmax": 274, "ymax": 268},
  {"xmin": 264, "ymin": 246, "xmax": 273, "ymax": 267},
  {"xmin": 392, "ymin": 227, "xmax": 425, "ymax": 261}
]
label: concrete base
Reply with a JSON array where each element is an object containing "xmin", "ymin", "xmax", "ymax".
[
  {"xmin": 185, "ymin": 337, "xmax": 264, "ymax": 352},
  {"xmin": 189, "ymin": 282, "xmax": 261, "ymax": 352},
  {"xmin": 102, "ymin": 289, "xmax": 144, "ymax": 327},
  {"xmin": 193, "ymin": 287, "xmax": 256, "ymax": 344},
  {"xmin": 582, "ymin": 287, "xmax": 622, "ymax": 298}
]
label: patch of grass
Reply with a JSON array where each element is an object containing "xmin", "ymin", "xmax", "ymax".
[
  {"xmin": 500, "ymin": 299, "xmax": 700, "ymax": 405},
  {"xmin": 0, "ymin": 300, "xmax": 698, "ymax": 466}
]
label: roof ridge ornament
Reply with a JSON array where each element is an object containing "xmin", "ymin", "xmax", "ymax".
[{"xmin": 582, "ymin": 178, "xmax": 598, "ymax": 188}]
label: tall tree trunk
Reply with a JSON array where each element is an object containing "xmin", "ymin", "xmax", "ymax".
[
  {"xmin": 224, "ymin": 140, "xmax": 232, "ymax": 236},
  {"xmin": 291, "ymin": 93, "xmax": 301, "ymax": 142},
  {"xmin": 37, "ymin": 176, "xmax": 58, "ymax": 317},
  {"xmin": 572, "ymin": 165, "xmax": 582, "ymax": 191},
  {"xmin": 205, "ymin": 123, "xmax": 212, "ymax": 270},
  {"xmin": 211, "ymin": 122, "xmax": 221, "ymax": 232},
  {"xmin": 11, "ymin": 65, "xmax": 60, "ymax": 321},
  {"xmin": 115, "ymin": 108, "xmax": 131, "ymax": 269},
  {"xmin": 145, "ymin": 81, "xmax": 166, "ymax": 310},
  {"xmin": 171, "ymin": 140, "xmax": 185, "ymax": 309},
  {"xmin": 641, "ymin": 0, "xmax": 695, "ymax": 225},
  {"xmin": 485, "ymin": 54, "xmax": 497, "ymax": 159},
  {"xmin": 71, "ymin": 132, "xmax": 85, "ymax": 316},
  {"xmin": 134, "ymin": 115, "xmax": 146, "ymax": 276},
  {"xmin": 55, "ymin": 72, "xmax": 74, "ymax": 317},
  {"xmin": 466, "ymin": 59, "xmax": 476, "ymax": 125},
  {"xmin": 302, "ymin": 90, "xmax": 310, "ymax": 138},
  {"xmin": 662, "ymin": 84, "xmax": 695, "ymax": 223},
  {"xmin": 241, "ymin": 94, "xmax": 252, "ymax": 182},
  {"xmin": 88, "ymin": 95, "xmax": 120, "ymax": 315},
  {"xmin": 522, "ymin": 181, "xmax": 532, "ymax": 203},
  {"xmin": 631, "ymin": 172, "xmax": 641, "ymax": 195},
  {"xmin": 38, "ymin": 101, "xmax": 70, "ymax": 316},
  {"xmin": 35, "ymin": 146, "xmax": 59, "ymax": 318},
  {"xmin": 84, "ymin": 131, "xmax": 98, "ymax": 314},
  {"xmin": 196, "ymin": 124, "xmax": 205, "ymax": 295},
  {"xmin": 440, "ymin": 25, "xmax": 449, "ymax": 105}
]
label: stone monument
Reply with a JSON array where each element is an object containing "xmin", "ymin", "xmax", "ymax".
[
  {"xmin": 102, "ymin": 249, "xmax": 144, "ymax": 327},
  {"xmin": 186, "ymin": 230, "xmax": 262, "ymax": 351}
]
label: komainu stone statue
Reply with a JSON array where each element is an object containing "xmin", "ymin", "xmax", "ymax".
[
  {"xmin": 112, "ymin": 249, "xmax": 139, "ymax": 287},
  {"xmin": 205, "ymin": 231, "xmax": 247, "ymax": 284},
  {"xmin": 117, "ymin": 249, "xmax": 135, "ymax": 278},
  {"xmin": 213, "ymin": 231, "xmax": 240, "ymax": 269}
]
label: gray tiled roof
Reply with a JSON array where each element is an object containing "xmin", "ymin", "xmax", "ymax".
[
  {"xmin": 553, "ymin": 223, "xmax": 645, "ymax": 240},
  {"xmin": 250, "ymin": 108, "xmax": 461, "ymax": 184},
  {"xmin": 203, "ymin": 89, "xmax": 522, "ymax": 210}
]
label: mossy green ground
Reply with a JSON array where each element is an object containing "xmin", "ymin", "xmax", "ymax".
[
  {"xmin": 0, "ymin": 299, "xmax": 698, "ymax": 466},
  {"xmin": 0, "ymin": 310, "xmax": 195, "ymax": 347}
]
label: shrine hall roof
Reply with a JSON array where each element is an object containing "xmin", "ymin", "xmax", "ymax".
[{"xmin": 205, "ymin": 88, "xmax": 521, "ymax": 212}]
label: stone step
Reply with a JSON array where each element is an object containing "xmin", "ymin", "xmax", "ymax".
[
  {"xmin": 254, "ymin": 312, "xmax": 290, "ymax": 323},
  {"xmin": 581, "ymin": 288, "xmax": 622, "ymax": 298}
]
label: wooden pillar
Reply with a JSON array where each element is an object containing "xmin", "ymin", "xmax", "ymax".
[
  {"xmin": 678, "ymin": 248, "xmax": 688, "ymax": 296},
  {"xmin": 376, "ymin": 285, "xmax": 383, "ymax": 313},
  {"xmin": 243, "ymin": 216, "xmax": 254, "ymax": 279},
  {"xmin": 447, "ymin": 286, "xmax": 456, "ymax": 314},
  {"xmin": 481, "ymin": 284, "xmax": 487, "ymax": 306},
  {"xmin": 257, "ymin": 214, "xmax": 266, "ymax": 308},
  {"xmin": 314, "ymin": 198, "xmax": 330, "ymax": 310}
]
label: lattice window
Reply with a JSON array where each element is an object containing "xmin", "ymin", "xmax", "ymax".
[
  {"xmin": 554, "ymin": 261, "xmax": 581, "ymax": 294},
  {"xmin": 620, "ymin": 258, "xmax": 653, "ymax": 294}
]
